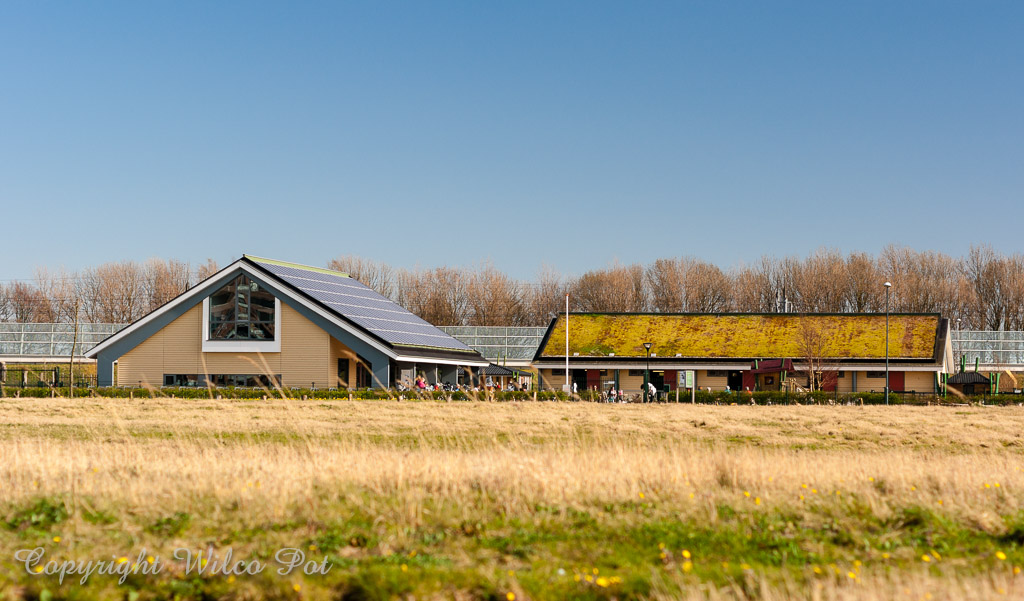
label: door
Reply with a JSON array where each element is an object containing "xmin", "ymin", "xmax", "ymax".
[
  {"xmin": 571, "ymin": 370, "xmax": 588, "ymax": 393},
  {"xmin": 889, "ymin": 371, "xmax": 905, "ymax": 392},
  {"xmin": 338, "ymin": 359, "xmax": 348, "ymax": 388},
  {"xmin": 727, "ymin": 371, "xmax": 742, "ymax": 391}
]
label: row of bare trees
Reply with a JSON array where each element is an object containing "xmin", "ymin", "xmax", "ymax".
[
  {"xmin": 0, "ymin": 259, "xmax": 218, "ymax": 324},
  {"xmin": 330, "ymin": 245, "xmax": 1024, "ymax": 329},
  {"xmin": 3, "ymin": 246, "xmax": 1023, "ymax": 329}
]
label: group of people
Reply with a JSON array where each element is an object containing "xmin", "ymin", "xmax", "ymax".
[{"xmin": 409, "ymin": 374, "xmax": 523, "ymax": 393}]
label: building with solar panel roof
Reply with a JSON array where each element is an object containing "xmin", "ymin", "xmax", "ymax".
[{"xmin": 86, "ymin": 255, "xmax": 489, "ymax": 388}]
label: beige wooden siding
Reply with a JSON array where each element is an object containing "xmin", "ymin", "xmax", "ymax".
[
  {"xmin": 836, "ymin": 371, "xmax": 854, "ymax": 393},
  {"xmin": 117, "ymin": 324, "xmax": 168, "ymax": 388},
  {"xmin": 856, "ymin": 371, "xmax": 887, "ymax": 392},
  {"xmin": 279, "ymin": 302, "xmax": 329, "ymax": 388},
  {"xmin": 538, "ymin": 369, "xmax": 565, "ymax": 390},
  {"xmin": 698, "ymin": 370, "xmax": 728, "ymax": 390},
  {"xmin": 117, "ymin": 301, "xmax": 333, "ymax": 387},
  {"xmin": 904, "ymin": 371, "xmax": 935, "ymax": 393}
]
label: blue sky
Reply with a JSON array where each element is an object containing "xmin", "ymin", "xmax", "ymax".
[{"xmin": 2, "ymin": 2, "xmax": 1022, "ymax": 281}]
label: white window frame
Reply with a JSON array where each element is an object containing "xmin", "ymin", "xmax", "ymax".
[{"xmin": 201, "ymin": 297, "xmax": 282, "ymax": 353}]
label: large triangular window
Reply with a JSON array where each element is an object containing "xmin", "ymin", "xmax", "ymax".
[{"xmin": 208, "ymin": 275, "xmax": 276, "ymax": 341}]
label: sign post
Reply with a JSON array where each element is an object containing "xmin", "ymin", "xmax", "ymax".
[{"xmin": 678, "ymin": 370, "xmax": 696, "ymax": 403}]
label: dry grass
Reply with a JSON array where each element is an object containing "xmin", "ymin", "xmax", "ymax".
[{"xmin": 1, "ymin": 399, "xmax": 1023, "ymax": 600}]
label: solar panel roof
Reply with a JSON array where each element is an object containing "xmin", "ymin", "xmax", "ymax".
[{"xmin": 245, "ymin": 256, "xmax": 475, "ymax": 353}]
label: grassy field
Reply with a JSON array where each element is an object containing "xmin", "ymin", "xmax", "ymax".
[{"xmin": 1, "ymin": 399, "xmax": 1023, "ymax": 600}]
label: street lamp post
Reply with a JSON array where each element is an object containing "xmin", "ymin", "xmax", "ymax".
[
  {"xmin": 643, "ymin": 342, "xmax": 652, "ymax": 403},
  {"xmin": 884, "ymin": 281, "xmax": 892, "ymax": 406}
]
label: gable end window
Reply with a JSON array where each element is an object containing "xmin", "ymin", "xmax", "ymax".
[
  {"xmin": 209, "ymin": 275, "xmax": 276, "ymax": 341},
  {"xmin": 201, "ymin": 272, "xmax": 282, "ymax": 353}
]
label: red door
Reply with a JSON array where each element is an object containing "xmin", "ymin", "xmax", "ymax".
[
  {"xmin": 586, "ymin": 370, "xmax": 601, "ymax": 391},
  {"xmin": 742, "ymin": 371, "xmax": 756, "ymax": 391},
  {"xmin": 889, "ymin": 371, "xmax": 904, "ymax": 392}
]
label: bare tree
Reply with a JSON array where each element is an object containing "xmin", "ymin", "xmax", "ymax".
[
  {"xmin": 647, "ymin": 258, "xmax": 689, "ymax": 312},
  {"xmin": 465, "ymin": 262, "xmax": 527, "ymax": 326},
  {"xmin": 796, "ymin": 317, "xmax": 839, "ymax": 392},
  {"xmin": 786, "ymin": 248, "xmax": 847, "ymax": 313},
  {"xmin": 328, "ymin": 255, "xmax": 397, "ymax": 300},
  {"xmin": 397, "ymin": 267, "xmax": 470, "ymax": 325},
  {"xmin": 80, "ymin": 261, "xmax": 147, "ymax": 323},
  {"xmin": 570, "ymin": 262, "xmax": 646, "ymax": 312},
  {"xmin": 732, "ymin": 256, "xmax": 788, "ymax": 312},
  {"xmin": 523, "ymin": 265, "xmax": 567, "ymax": 324},
  {"xmin": 196, "ymin": 258, "xmax": 220, "ymax": 281},
  {"xmin": 145, "ymin": 258, "xmax": 194, "ymax": 311},
  {"xmin": 0, "ymin": 284, "xmax": 12, "ymax": 322},
  {"xmin": 843, "ymin": 252, "xmax": 882, "ymax": 312},
  {"xmin": 6, "ymin": 282, "xmax": 44, "ymax": 322}
]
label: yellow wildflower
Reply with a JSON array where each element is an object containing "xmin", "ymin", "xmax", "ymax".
[{"xmin": 997, "ymin": 551, "xmax": 1008, "ymax": 561}]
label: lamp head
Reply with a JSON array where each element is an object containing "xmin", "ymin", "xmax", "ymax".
[
  {"xmin": 884, "ymin": 281, "xmax": 892, "ymax": 288},
  {"xmin": 643, "ymin": 342, "xmax": 652, "ymax": 351}
]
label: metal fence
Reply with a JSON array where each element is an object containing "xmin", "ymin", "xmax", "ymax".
[
  {"xmin": 438, "ymin": 326, "xmax": 547, "ymax": 362},
  {"xmin": 0, "ymin": 366, "xmax": 97, "ymax": 388},
  {"xmin": 0, "ymin": 323, "xmax": 125, "ymax": 358},
  {"xmin": 951, "ymin": 330, "xmax": 1024, "ymax": 368}
]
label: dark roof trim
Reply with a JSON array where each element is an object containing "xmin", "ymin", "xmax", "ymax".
[{"xmin": 532, "ymin": 315, "xmax": 560, "ymax": 363}]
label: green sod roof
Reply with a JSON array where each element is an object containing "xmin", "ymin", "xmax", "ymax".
[{"xmin": 538, "ymin": 313, "xmax": 941, "ymax": 360}]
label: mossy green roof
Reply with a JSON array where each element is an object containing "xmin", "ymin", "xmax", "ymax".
[{"xmin": 538, "ymin": 314, "xmax": 940, "ymax": 360}]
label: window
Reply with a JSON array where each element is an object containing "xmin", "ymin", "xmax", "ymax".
[
  {"xmin": 706, "ymin": 370, "xmax": 728, "ymax": 378},
  {"xmin": 549, "ymin": 369, "xmax": 566, "ymax": 377},
  {"xmin": 208, "ymin": 374, "xmax": 280, "ymax": 387},
  {"xmin": 163, "ymin": 374, "xmax": 279, "ymax": 387},
  {"xmin": 209, "ymin": 275, "xmax": 276, "ymax": 341},
  {"xmin": 866, "ymin": 371, "xmax": 886, "ymax": 379},
  {"xmin": 628, "ymin": 369, "xmax": 645, "ymax": 377},
  {"xmin": 164, "ymin": 374, "xmax": 203, "ymax": 387},
  {"xmin": 355, "ymin": 354, "xmax": 373, "ymax": 388},
  {"xmin": 837, "ymin": 371, "xmax": 846, "ymax": 378}
]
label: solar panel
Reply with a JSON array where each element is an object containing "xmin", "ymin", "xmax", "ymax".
[{"xmin": 251, "ymin": 259, "xmax": 474, "ymax": 352}]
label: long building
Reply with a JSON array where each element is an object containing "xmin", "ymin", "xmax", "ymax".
[
  {"xmin": 86, "ymin": 256, "xmax": 487, "ymax": 388},
  {"xmin": 532, "ymin": 312, "xmax": 953, "ymax": 394}
]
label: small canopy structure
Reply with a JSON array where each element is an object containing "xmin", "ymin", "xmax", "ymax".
[{"xmin": 458, "ymin": 364, "xmax": 533, "ymax": 389}]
